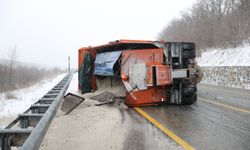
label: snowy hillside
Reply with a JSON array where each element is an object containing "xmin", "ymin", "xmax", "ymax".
[
  {"xmin": 196, "ymin": 45, "xmax": 250, "ymax": 89},
  {"xmin": 0, "ymin": 74, "xmax": 65, "ymax": 117},
  {"xmin": 197, "ymin": 45, "xmax": 250, "ymax": 66}
]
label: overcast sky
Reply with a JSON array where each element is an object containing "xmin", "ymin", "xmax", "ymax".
[{"xmin": 0, "ymin": 0, "xmax": 196, "ymax": 68}]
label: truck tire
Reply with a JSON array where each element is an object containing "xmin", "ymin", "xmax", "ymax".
[
  {"xmin": 182, "ymin": 84, "xmax": 197, "ymax": 105},
  {"xmin": 183, "ymin": 84, "xmax": 197, "ymax": 97},
  {"xmin": 182, "ymin": 93, "xmax": 197, "ymax": 105},
  {"xmin": 183, "ymin": 43, "xmax": 195, "ymax": 50},
  {"xmin": 182, "ymin": 43, "xmax": 196, "ymax": 59}
]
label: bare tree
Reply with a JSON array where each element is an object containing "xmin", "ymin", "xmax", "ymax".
[
  {"xmin": 7, "ymin": 46, "xmax": 17, "ymax": 88},
  {"xmin": 158, "ymin": 0, "xmax": 250, "ymax": 52},
  {"xmin": 0, "ymin": 47, "xmax": 65, "ymax": 93}
]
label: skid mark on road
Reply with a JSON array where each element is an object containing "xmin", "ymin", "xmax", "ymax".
[
  {"xmin": 134, "ymin": 107, "xmax": 195, "ymax": 150},
  {"xmin": 199, "ymin": 97, "xmax": 250, "ymax": 114}
]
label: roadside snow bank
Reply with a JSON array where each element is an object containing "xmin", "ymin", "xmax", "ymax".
[
  {"xmin": 0, "ymin": 74, "xmax": 65, "ymax": 117},
  {"xmin": 197, "ymin": 45, "xmax": 250, "ymax": 66},
  {"xmin": 196, "ymin": 45, "xmax": 250, "ymax": 89}
]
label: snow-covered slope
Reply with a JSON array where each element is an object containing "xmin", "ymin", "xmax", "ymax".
[
  {"xmin": 197, "ymin": 45, "xmax": 250, "ymax": 66},
  {"xmin": 0, "ymin": 74, "xmax": 65, "ymax": 117},
  {"xmin": 196, "ymin": 45, "xmax": 250, "ymax": 89}
]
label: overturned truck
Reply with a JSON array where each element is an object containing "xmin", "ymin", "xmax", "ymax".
[{"xmin": 78, "ymin": 40, "xmax": 202, "ymax": 106}]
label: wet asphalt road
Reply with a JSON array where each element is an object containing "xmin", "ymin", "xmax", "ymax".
[
  {"xmin": 120, "ymin": 108, "xmax": 182, "ymax": 150},
  {"xmin": 39, "ymin": 83, "xmax": 249, "ymax": 150},
  {"xmin": 139, "ymin": 84, "xmax": 250, "ymax": 150}
]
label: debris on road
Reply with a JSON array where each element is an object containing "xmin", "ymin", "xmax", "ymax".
[
  {"xmin": 91, "ymin": 91, "xmax": 117, "ymax": 102},
  {"xmin": 61, "ymin": 93, "xmax": 85, "ymax": 115}
]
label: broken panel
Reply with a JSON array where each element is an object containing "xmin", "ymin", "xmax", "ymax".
[{"xmin": 94, "ymin": 51, "xmax": 122, "ymax": 76}]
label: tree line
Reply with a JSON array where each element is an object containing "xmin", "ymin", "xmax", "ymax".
[
  {"xmin": 0, "ymin": 49, "xmax": 65, "ymax": 93},
  {"xmin": 159, "ymin": 0, "xmax": 250, "ymax": 53}
]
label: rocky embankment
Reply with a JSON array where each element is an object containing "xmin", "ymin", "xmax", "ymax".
[{"xmin": 200, "ymin": 66, "xmax": 250, "ymax": 89}]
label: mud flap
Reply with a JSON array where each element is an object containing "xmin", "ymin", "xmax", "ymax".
[{"xmin": 61, "ymin": 93, "xmax": 85, "ymax": 115}]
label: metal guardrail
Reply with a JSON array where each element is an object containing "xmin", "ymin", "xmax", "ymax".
[{"xmin": 0, "ymin": 72, "xmax": 74, "ymax": 150}]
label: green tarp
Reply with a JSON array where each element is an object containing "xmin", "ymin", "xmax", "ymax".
[{"xmin": 78, "ymin": 51, "xmax": 95, "ymax": 94}]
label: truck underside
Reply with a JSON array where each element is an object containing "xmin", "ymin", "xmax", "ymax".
[{"xmin": 78, "ymin": 40, "xmax": 202, "ymax": 106}]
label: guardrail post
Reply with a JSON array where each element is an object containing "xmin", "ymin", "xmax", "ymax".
[
  {"xmin": 19, "ymin": 118, "xmax": 28, "ymax": 128},
  {"xmin": 0, "ymin": 135, "xmax": 11, "ymax": 150}
]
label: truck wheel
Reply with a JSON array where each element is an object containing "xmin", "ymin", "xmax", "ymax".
[
  {"xmin": 182, "ymin": 43, "xmax": 196, "ymax": 59},
  {"xmin": 182, "ymin": 93, "xmax": 197, "ymax": 105},
  {"xmin": 183, "ymin": 43, "xmax": 195, "ymax": 50},
  {"xmin": 183, "ymin": 85, "xmax": 197, "ymax": 97},
  {"xmin": 183, "ymin": 50, "xmax": 196, "ymax": 59}
]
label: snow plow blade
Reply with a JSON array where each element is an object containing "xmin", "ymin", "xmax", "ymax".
[{"xmin": 61, "ymin": 93, "xmax": 85, "ymax": 115}]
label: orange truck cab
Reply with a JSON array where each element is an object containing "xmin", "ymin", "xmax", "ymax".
[{"xmin": 78, "ymin": 40, "xmax": 202, "ymax": 106}]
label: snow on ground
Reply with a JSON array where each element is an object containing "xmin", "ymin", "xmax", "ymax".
[
  {"xmin": 0, "ymin": 74, "xmax": 66, "ymax": 118},
  {"xmin": 197, "ymin": 45, "xmax": 250, "ymax": 66},
  {"xmin": 197, "ymin": 45, "xmax": 250, "ymax": 89},
  {"xmin": 66, "ymin": 72, "xmax": 78, "ymax": 94}
]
